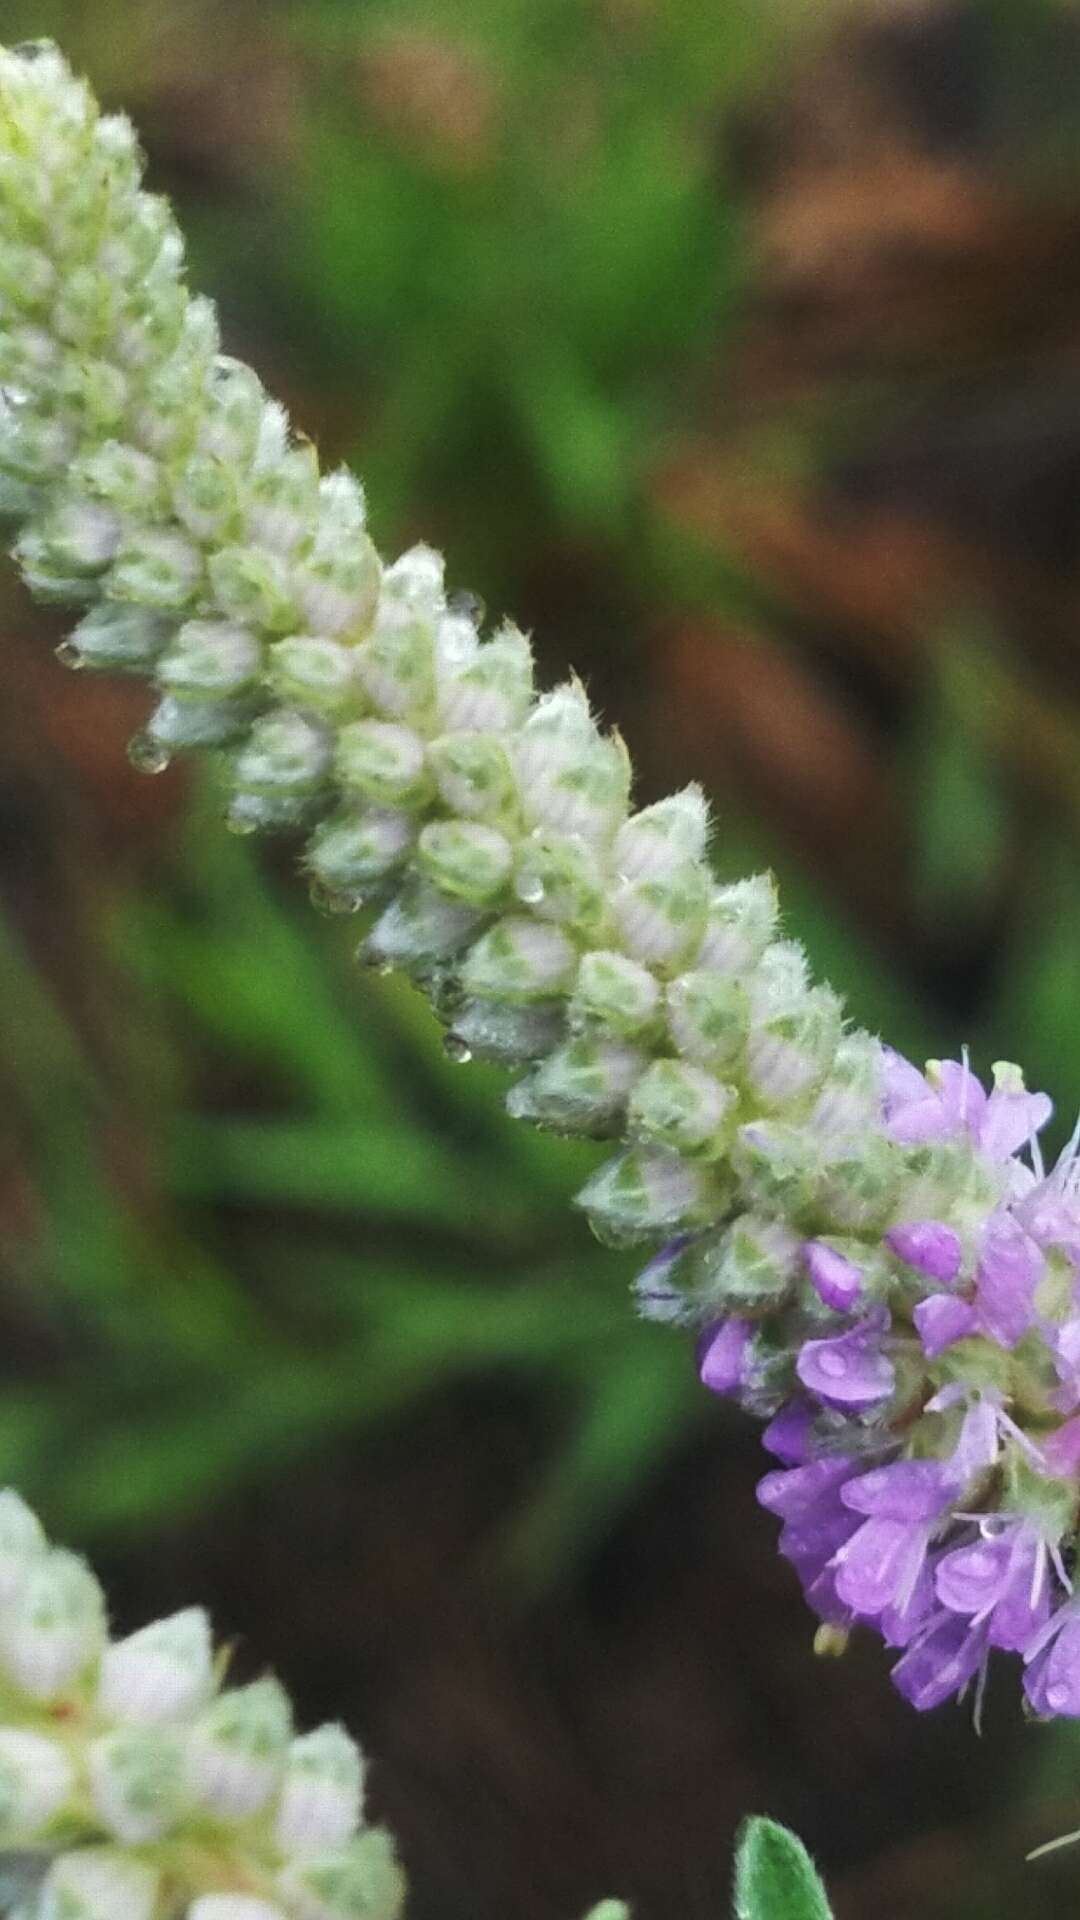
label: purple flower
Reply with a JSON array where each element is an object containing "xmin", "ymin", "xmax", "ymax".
[
  {"xmin": 891, "ymin": 1609, "xmax": 991, "ymax": 1711},
  {"xmin": 974, "ymin": 1212, "xmax": 1043, "ymax": 1349},
  {"xmin": 796, "ymin": 1317, "xmax": 895, "ymax": 1410},
  {"xmin": 757, "ymin": 1456, "xmax": 863, "ymax": 1625},
  {"xmin": 698, "ymin": 1318, "xmax": 752, "ymax": 1397},
  {"xmin": 1025, "ymin": 1603, "xmax": 1080, "ymax": 1716},
  {"xmin": 762, "ymin": 1399, "xmax": 814, "ymax": 1465},
  {"xmin": 881, "ymin": 1052, "xmax": 1051, "ymax": 1163},
  {"xmin": 935, "ymin": 1520, "xmax": 1054, "ymax": 1651},
  {"xmin": 802, "ymin": 1241, "xmax": 862, "ymax": 1313},
  {"xmin": 913, "ymin": 1293, "xmax": 976, "ymax": 1359},
  {"xmin": 886, "ymin": 1221, "xmax": 962, "ymax": 1285},
  {"xmin": 830, "ymin": 1461, "xmax": 957, "ymax": 1624}
]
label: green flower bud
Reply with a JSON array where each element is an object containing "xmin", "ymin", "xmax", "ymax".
[
  {"xmin": 513, "ymin": 686, "xmax": 629, "ymax": 843},
  {"xmin": 816, "ymin": 1135, "xmax": 900, "ymax": 1234},
  {"xmin": 684, "ymin": 1215, "xmax": 800, "ymax": 1314},
  {"xmin": 355, "ymin": 599, "xmax": 435, "ymax": 719},
  {"xmin": 88, "ymin": 1724, "xmax": 186, "ymax": 1844},
  {"xmin": 461, "ymin": 915, "xmax": 578, "ymax": 1003},
  {"xmin": 427, "ymin": 731, "xmax": 517, "ymax": 825},
  {"xmin": 246, "ymin": 441, "xmax": 320, "ymax": 556},
  {"xmin": 695, "ymin": 873, "xmax": 779, "ymax": 974},
  {"xmin": 107, "ymin": 526, "xmax": 201, "ymax": 611},
  {"xmin": 269, "ymin": 636, "xmax": 362, "ymax": 714},
  {"xmin": 665, "ymin": 970, "xmax": 749, "ymax": 1073},
  {"xmin": 514, "ymin": 830, "xmax": 605, "ymax": 934},
  {"xmin": 506, "ymin": 1036, "xmax": 645, "ymax": 1136},
  {"xmin": 132, "ymin": 692, "xmax": 253, "ymax": 768},
  {"xmin": 305, "ymin": 808, "xmax": 415, "ymax": 906},
  {"xmin": 435, "ymin": 618, "xmax": 533, "ymax": 734},
  {"xmin": 0, "ymin": 1729, "xmax": 74, "ymax": 1840},
  {"xmin": 731, "ymin": 1120, "xmax": 818, "ymax": 1219},
  {"xmin": 745, "ymin": 985, "xmax": 843, "ymax": 1111},
  {"xmin": 197, "ymin": 357, "xmax": 265, "ymax": 467},
  {"xmin": 575, "ymin": 1144, "xmax": 717, "ymax": 1246},
  {"xmin": 277, "ymin": 1828, "xmax": 406, "ymax": 1920},
  {"xmin": 627, "ymin": 1059, "xmax": 737, "ymax": 1159},
  {"xmin": 417, "ymin": 821, "xmax": 514, "ymax": 906},
  {"xmin": 172, "ymin": 450, "xmax": 241, "ymax": 542},
  {"xmin": 335, "ymin": 720, "xmax": 432, "ymax": 810},
  {"xmin": 228, "ymin": 711, "xmax": 331, "ymax": 830},
  {"xmin": 39, "ymin": 1848, "xmax": 161, "ymax": 1920},
  {"xmin": 613, "ymin": 787, "xmax": 709, "ymax": 877},
  {"xmin": 610, "ymin": 861, "xmax": 710, "ymax": 972},
  {"xmin": 208, "ymin": 543, "xmax": 296, "ymax": 632},
  {"xmin": 187, "ymin": 1677, "xmax": 292, "ymax": 1820},
  {"xmin": 570, "ymin": 949, "xmax": 662, "ymax": 1038}
]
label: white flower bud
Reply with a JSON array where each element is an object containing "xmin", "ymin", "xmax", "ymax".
[
  {"xmin": 355, "ymin": 601, "xmax": 435, "ymax": 718},
  {"xmin": 0, "ymin": 1490, "xmax": 47, "ymax": 1602},
  {"xmin": 208, "ymin": 543, "xmax": 296, "ymax": 631},
  {"xmin": 513, "ymin": 831, "xmax": 604, "ymax": 932},
  {"xmin": 610, "ymin": 863, "xmax": 710, "ymax": 972},
  {"xmin": 816, "ymin": 1136, "xmax": 900, "ymax": 1233},
  {"xmin": 187, "ymin": 1677, "xmax": 292, "ymax": 1820},
  {"xmin": 97, "ymin": 1606, "xmax": 214, "ymax": 1725},
  {"xmin": 381, "ymin": 543, "xmax": 444, "ymax": 611},
  {"xmin": 136, "ymin": 693, "xmax": 251, "ymax": 763},
  {"xmin": 291, "ymin": 534, "xmax": 380, "ymax": 640},
  {"xmin": 274, "ymin": 1724, "xmax": 364, "ymax": 1857},
  {"xmin": 665, "ymin": 971, "xmax": 749, "ymax": 1073},
  {"xmin": 156, "ymin": 620, "xmax": 261, "ymax": 697},
  {"xmin": 417, "ymin": 821, "xmax": 514, "ymax": 906},
  {"xmin": 336, "ymin": 721, "xmax": 432, "ymax": 810},
  {"xmin": 17, "ymin": 499, "xmax": 121, "ymax": 579},
  {"xmin": 575, "ymin": 1144, "xmax": 715, "ymax": 1246},
  {"xmin": 197, "ymin": 358, "xmax": 265, "ymax": 467},
  {"xmin": 461, "ymin": 917, "xmax": 578, "ymax": 1003},
  {"xmin": 809, "ymin": 1032, "xmax": 884, "ymax": 1148},
  {"xmin": 612, "ymin": 788, "xmax": 709, "ymax": 880},
  {"xmin": 570, "ymin": 950, "xmax": 662, "ymax": 1038},
  {"xmin": 233, "ymin": 711, "xmax": 331, "ymax": 795},
  {"xmin": 172, "ymin": 451, "xmax": 241, "ymax": 542},
  {"xmin": 277, "ymin": 1831, "xmax": 406, "ymax": 1920},
  {"xmin": 305, "ymin": 810, "xmax": 415, "ymax": 902},
  {"xmin": 89, "ymin": 1724, "xmax": 186, "ymax": 1844},
  {"xmin": 745, "ymin": 985, "xmax": 842, "ymax": 1110},
  {"xmin": 627, "ymin": 1060, "xmax": 737, "ymax": 1159},
  {"xmin": 435, "ymin": 619, "xmax": 533, "ymax": 733},
  {"xmin": 39, "ymin": 1848, "xmax": 160, "ymax": 1920},
  {"xmin": 246, "ymin": 445, "xmax": 320, "ymax": 555},
  {"xmin": 0, "ymin": 1548, "xmax": 106, "ymax": 1698},
  {"xmin": 426, "ymin": 731, "xmax": 517, "ymax": 824},
  {"xmin": 447, "ymin": 997, "xmax": 564, "ymax": 1067},
  {"xmin": 506, "ymin": 1037, "xmax": 645, "ymax": 1136},
  {"xmin": 189, "ymin": 1900, "xmax": 289, "ymax": 1920},
  {"xmin": 269, "ymin": 636, "xmax": 361, "ymax": 713},
  {"xmin": 695, "ymin": 874, "xmax": 779, "ymax": 974},
  {"xmin": 686, "ymin": 1216, "xmax": 801, "ymax": 1312},
  {"xmin": 361, "ymin": 882, "xmax": 482, "ymax": 977},
  {"xmin": 513, "ymin": 687, "xmax": 629, "ymax": 842},
  {"xmin": 108, "ymin": 527, "xmax": 202, "ymax": 611},
  {"xmin": 0, "ymin": 1729, "xmax": 74, "ymax": 1838}
]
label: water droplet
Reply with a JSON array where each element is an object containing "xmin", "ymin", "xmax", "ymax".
[
  {"xmin": 443, "ymin": 1034, "xmax": 473, "ymax": 1065},
  {"xmin": 54, "ymin": 639, "xmax": 84, "ymax": 670},
  {"xmin": 127, "ymin": 731, "xmax": 171, "ymax": 775},
  {"xmin": 309, "ymin": 879, "xmax": 363, "ymax": 916},
  {"xmin": 225, "ymin": 808, "xmax": 258, "ymax": 836},
  {"xmin": 448, "ymin": 588, "xmax": 486, "ymax": 626},
  {"xmin": 517, "ymin": 876, "xmax": 545, "ymax": 906}
]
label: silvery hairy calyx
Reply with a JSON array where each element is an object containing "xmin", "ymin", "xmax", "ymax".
[{"xmin": 3, "ymin": 35, "xmax": 1080, "ymax": 1767}]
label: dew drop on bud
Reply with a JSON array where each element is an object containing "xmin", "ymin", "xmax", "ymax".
[
  {"xmin": 448, "ymin": 588, "xmax": 486, "ymax": 626},
  {"xmin": 517, "ymin": 877, "xmax": 545, "ymax": 906},
  {"xmin": 127, "ymin": 732, "xmax": 171, "ymax": 775},
  {"xmin": 54, "ymin": 640, "xmax": 84, "ymax": 671},
  {"xmin": 224, "ymin": 808, "xmax": 258, "ymax": 836},
  {"xmin": 443, "ymin": 1034, "xmax": 472, "ymax": 1064}
]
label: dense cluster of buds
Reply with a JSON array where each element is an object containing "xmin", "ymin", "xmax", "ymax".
[
  {"xmin": 0, "ymin": 1490, "xmax": 403, "ymax": 1920},
  {"xmin": 4, "ymin": 41, "xmax": 1080, "ymax": 1724}
]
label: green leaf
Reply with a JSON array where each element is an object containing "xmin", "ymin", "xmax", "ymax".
[{"xmin": 733, "ymin": 1819, "xmax": 834, "ymax": 1920}]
